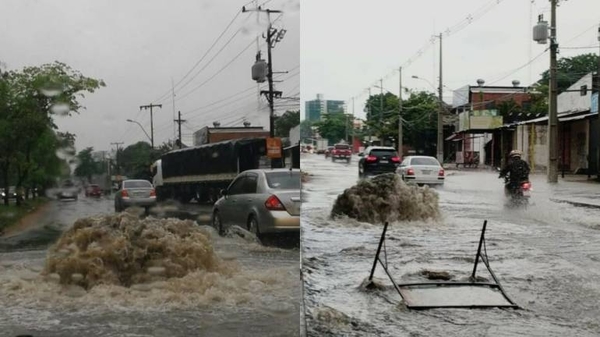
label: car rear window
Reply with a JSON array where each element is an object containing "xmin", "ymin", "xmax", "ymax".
[
  {"xmin": 265, "ymin": 172, "xmax": 301, "ymax": 189},
  {"xmin": 370, "ymin": 149, "xmax": 397, "ymax": 157},
  {"xmin": 335, "ymin": 145, "xmax": 350, "ymax": 150},
  {"xmin": 410, "ymin": 157, "xmax": 440, "ymax": 166},
  {"xmin": 124, "ymin": 180, "xmax": 152, "ymax": 188}
]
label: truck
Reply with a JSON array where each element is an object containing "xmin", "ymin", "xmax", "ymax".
[
  {"xmin": 152, "ymin": 138, "xmax": 270, "ymax": 203},
  {"xmin": 315, "ymin": 139, "xmax": 328, "ymax": 154},
  {"xmin": 193, "ymin": 126, "xmax": 270, "ymax": 146},
  {"xmin": 331, "ymin": 143, "xmax": 352, "ymax": 163}
]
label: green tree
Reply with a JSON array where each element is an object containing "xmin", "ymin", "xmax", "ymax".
[
  {"xmin": 275, "ymin": 110, "xmax": 300, "ymax": 137},
  {"xmin": 0, "ymin": 62, "xmax": 104, "ymax": 205},
  {"xmin": 117, "ymin": 142, "xmax": 155, "ymax": 180},
  {"xmin": 539, "ymin": 53, "xmax": 599, "ymax": 94},
  {"xmin": 74, "ymin": 147, "xmax": 101, "ymax": 183},
  {"xmin": 300, "ymin": 119, "xmax": 314, "ymax": 143},
  {"xmin": 314, "ymin": 113, "xmax": 350, "ymax": 144}
]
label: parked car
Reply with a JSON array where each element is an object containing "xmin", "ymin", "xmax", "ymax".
[
  {"xmin": 114, "ymin": 179, "xmax": 157, "ymax": 212},
  {"xmin": 57, "ymin": 180, "xmax": 79, "ymax": 200},
  {"xmin": 211, "ymin": 168, "xmax": 301, "ymax": 237},
  {"xmin": 358, "ymin": 146, "xmax": 401, "ymax": 178},
  {"xmin": 331, "ymin": 143, "xmax": 352, "ymax": 163},
  {"xmin": 85, "ymin": 184, "xmax": 103, "ymax": 197},
  {"xmin": 324, "ymin": 146, "xmax": 334, "ymax": 158},
  {"xmin": 1, "ymin": 186, "xmax": 18, "ymax": 200},
  {"xmin": 397, "ymin": 156, "xmax": 445, "ymax": 186}
]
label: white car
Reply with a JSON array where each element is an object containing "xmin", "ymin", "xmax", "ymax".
[{"xmin": 397, "ymin": 156, "xmax": 445, "ymax": 186}]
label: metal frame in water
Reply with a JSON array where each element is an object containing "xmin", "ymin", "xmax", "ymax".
[{"xmin": 367, "ymin": 220, "xmax": 520, "ymax": 310}]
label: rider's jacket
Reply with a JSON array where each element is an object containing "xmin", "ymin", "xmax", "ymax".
[{"xmin": 499, "ymin": 157, "xmax": 530, "ymax": 184}]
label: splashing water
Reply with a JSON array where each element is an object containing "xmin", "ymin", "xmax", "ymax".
[
  {"xmin": 330, "ymin": 173, "xmax": 441, "ymax": 224},
  {"xmin": 42, "ymin": 213, "xmax": 226, "ymax": 289}
]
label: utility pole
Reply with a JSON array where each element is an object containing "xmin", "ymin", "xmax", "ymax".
[
  {"xmin": 379, "ymin": 79, "xmax": 384, "ymax": 142},
  {"xmin": 110, "ymin": 142, "xmax": 123, "ymax": 174},
  {"xmin": 243, "ymin": 5, "xmax": 284, "ymax": 168},
  {"xmin": 398, "ymin": 67, "xmax": 403, "ymax": 158},
  {"xmin": 437, "ymin": 33, "xmax": 444, "ymax": 164},
  {"xmin": 547, "ymin": 0, "xmax": 559, "ymax": 183},
  {"xmin": 174, "ymin": 111, "xmax": 186, "ymax": 149},
  {"xmin": 139, "ymin": 103, "xmax": 162, "ymax": 149},
  {"xmin": 368, "ymin": 87, "xmax": 372, "ymax": 145},
  {"xmin": 595, "ymin": 24, "xmax": 600, "ymax": 179}
]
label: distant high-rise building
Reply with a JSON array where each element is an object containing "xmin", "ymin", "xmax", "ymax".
[{"xmin": 305, "ymin": 94, "xmax": 345, "ymax": 122}]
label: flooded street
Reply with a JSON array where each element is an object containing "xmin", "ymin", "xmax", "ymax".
[
  {"xmin": 0, "ymin": 196, "xmax": 299, "ymax": 337},
  {"xmin": 302, "ymin": 153, "xmax": 600, "ymax": 337}
]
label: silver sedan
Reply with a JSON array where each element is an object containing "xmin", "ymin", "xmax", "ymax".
[
  {"xmin": 114, "ymin": 179, "xmax": 157, "ymax": 212},
  {"xmin": 211, "ymin": 168, "xmax": 301, "ymax": 237}
]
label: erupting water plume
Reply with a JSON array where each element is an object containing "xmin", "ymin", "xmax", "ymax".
[
  {"xmin": 42, "ymin": 212, "xmax": 224, "ymax": 289},
  {"xmin": 330, "ymin": 173, "xmax": 441, "ymax": 223}
]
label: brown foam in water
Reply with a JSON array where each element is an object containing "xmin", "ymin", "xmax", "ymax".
[
  {"xmin": 0, "ymin": 213, "xmax": 295, "ymax": 311},
  {"xmin": 331, "ymin": 173, "xmax": 441, "ymax": 223},
  {"xmin": 42, "ymin": 213, "xmax": 231, "ymax": 289}
]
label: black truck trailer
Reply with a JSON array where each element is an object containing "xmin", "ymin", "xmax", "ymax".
[{"xmin": 153, "ymin": 138, "xmax": 269, "ymax": 203}]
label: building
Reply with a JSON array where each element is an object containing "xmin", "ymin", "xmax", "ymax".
[
  {"xmin": 448, "ymin": 82, "xmax": 535, "ymax": 166},
  {"xmin": 304, "ymin": 94, "xmax": 345, "ymax": 122},
  {"xmin": 506, "ymin": 72, "xmax": 599, "ymax": 173}
]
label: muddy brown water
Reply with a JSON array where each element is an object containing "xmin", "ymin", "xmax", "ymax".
[{"xmin": 0, "ymin": 196, "xmax": 300, "ymax": 337}]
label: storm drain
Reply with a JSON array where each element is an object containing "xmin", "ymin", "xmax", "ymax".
[{"xmin": 366, "ymin": 220, "xmax": 520, "ymax": 310}]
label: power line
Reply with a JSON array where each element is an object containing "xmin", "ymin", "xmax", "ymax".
[
  {"xmin": 152, "ymin": 10, "xmax": 243, "ymax": 103},
  {"xmin": 163, "ymin": 39, "xmax": 256, "ymax": 104}
]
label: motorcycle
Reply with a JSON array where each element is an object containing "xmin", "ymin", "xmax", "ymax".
[{"xmin": 496, "ymin": 168, "xmax": 531, "ymax": 207}]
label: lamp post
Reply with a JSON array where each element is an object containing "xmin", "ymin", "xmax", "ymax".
[{"xmin": 126, "ymin": 119, "xmax": 152, "ymax": 144}]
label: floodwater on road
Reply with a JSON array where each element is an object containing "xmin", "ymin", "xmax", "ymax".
[
  {"xmin": 0, "ymin": 196, "xmax": 299, "ymax": 337},
  {"xmin": 301, "ymin": 153, "xmax": 600, "ymax": 337}
]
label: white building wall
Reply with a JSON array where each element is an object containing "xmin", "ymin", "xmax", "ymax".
[{"xmin": 558, "ymin": 73, "xmax": 593, "ymax": 113}]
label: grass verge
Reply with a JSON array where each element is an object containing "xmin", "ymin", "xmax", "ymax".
[{"xmin": 0, "ymin": 197, "xmax": 49, "ymax": 234}]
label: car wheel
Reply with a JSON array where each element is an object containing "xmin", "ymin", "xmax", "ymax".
[
  {"xmin": 212, "ymin": 210, "xmax": 225, "ymax": 236},
  {"xmin": 248, "ymin": 215, "xmax": 260, "ymax": 237}
]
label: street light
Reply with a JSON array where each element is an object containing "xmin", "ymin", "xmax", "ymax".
[{"xmin": 126, "ymin": 119, "xmax": 152, "ymax": 144}]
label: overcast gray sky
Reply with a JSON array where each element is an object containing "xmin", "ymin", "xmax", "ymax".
[
  {"xmin": 301, "ymin": 0, "xmax": 600, "ymax": 120},
  {"xmin": 1, "ymin": 0, "xmax": 299, "ymax": 152}
]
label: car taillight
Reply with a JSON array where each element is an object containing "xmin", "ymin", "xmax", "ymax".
[
  {"xmin": 407, "ymin": 168, "xmax": 415, "ymax": 175},
  {"xmin": 521, "ymin": 182, "xmax": 531, "ymax": 191},
  {"xmin": 121, "ymin": 189, "xmax": 129, "ymax": 197},
  {"xmin": 265, "ymin": 195, "xmax": 286, "ymax": 211},
  {"xmin": 365, "ymin": 155, "xmax": 377, "ymax": 162},
  {"xmin": 439, "ymin": 169, "xmax": 445, "ymax": 176},
  {"xmin": 391, "ymin": 156, "xmax": 400, "ymax": 163},
  {"xmin": 150, "ymin": 189, "xmax": 156, "ymax": 197}
]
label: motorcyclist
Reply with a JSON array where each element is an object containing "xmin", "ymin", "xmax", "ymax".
[{"xmin": 499, "ymin": 150, "xmax": 530, "ymax": 195}]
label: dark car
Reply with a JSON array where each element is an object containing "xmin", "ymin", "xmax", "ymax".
[
  {"xmin": 85, "ymin": 184, "xmax": 103, "ymax": 197},
  {"xmin": 358, "ymin": 146, "xmax": 401, "ymax": 178}
]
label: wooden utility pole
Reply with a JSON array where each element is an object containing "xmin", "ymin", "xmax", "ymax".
[
  {"xmin": 547, "ymin": 0, "xmax": 559, "ymax": 183},
  {"xmin": 437, "ymin": 33, "xmax": 444, "ymax": 164},
  {"xmin": 139, "ymin": 103, "xmax": 162, "ymax": 148},
  {"xmin": 398, "ymin": 67, "xmax": 403, "ymax": 157},
  {"xmin": 110, "ymin": 142, "xmax": 123, "ymax": 174},
  {"xmin": 174, "ymin": 111, "xmax": 186, "ymax": 149}
]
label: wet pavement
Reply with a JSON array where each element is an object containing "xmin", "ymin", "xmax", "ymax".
[
  {"xmin": 301, "ymin": 153, "xmax": 600, "ymax": 337},
  {"xmin": 0, "ymin": 195, "xmax": 300, "ymax": 337}
]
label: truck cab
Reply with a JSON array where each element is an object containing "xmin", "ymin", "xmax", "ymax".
[{"xmin": 151, "ymin": 160, "xmax": 163, "ymax": 188}]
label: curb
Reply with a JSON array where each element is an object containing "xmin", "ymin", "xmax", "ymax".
[{"xmin": 550, "ymin": 198, "xmax": 600, "ymax": 209}]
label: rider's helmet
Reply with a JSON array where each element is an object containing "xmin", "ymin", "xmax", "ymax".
[{"xmin": 509, "ymin": 149, "xmax": 523, "ymax": 158}]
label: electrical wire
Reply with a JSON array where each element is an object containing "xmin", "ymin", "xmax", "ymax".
[
  {"xmin": 163, "ymin": 39, "xmax": 256, "ymax": 105},
  {"xmin": 152, "ymin": 10, "xmax": 243, "ymax": 103}
]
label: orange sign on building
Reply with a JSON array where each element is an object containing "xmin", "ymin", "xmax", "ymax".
[{"xmin": 266, "ymin": 137, "xmax": 282, "ymax": 158}]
